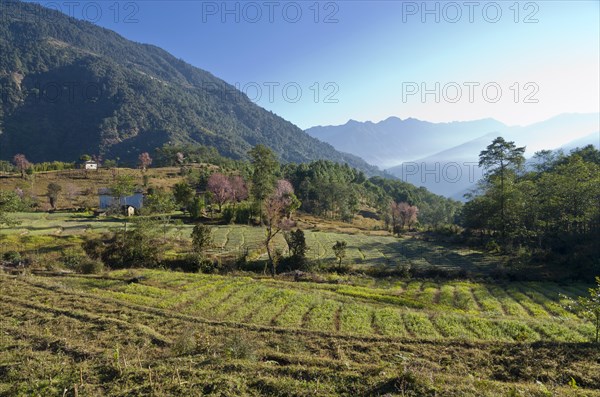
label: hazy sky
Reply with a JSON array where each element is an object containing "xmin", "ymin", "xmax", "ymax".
[{"xmin": 27, "ymin": 0, "xmax": 600, "ymax": 129}]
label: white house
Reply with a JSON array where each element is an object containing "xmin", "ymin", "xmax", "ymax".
[
  {"xmin": 124, "ymin": 205, "xmax": 136, "ymax": 217},
  {"xmin": 98, "ymin": 188, "xmax": 144, "ymax": 210},
  {"xmin": 84, "ymin": 160, "xmax": 98, "ymax": 170}
]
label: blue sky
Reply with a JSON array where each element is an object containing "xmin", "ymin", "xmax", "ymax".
[{"xmin": 27, "ymin": 1, "xmax": 600, "ymax": 129}]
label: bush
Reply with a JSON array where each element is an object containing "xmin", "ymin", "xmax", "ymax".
[
  {"xmin": 323, "ymin": 262, "xmax": 352, "ymax": 274},
  {"xmin": 486, "ymin": 240, "xmax": 501, "ymax": 253},
  {"xmin": 279, "ymin": 251, "xmax": 309, "ymax": 273},
  {"xmin": 199, "ymin": 258, "xmax": 220, "ymax": 274},
  {"xmin": 222, "ymin": 204, "xmax": 253, "ymax": 225},
  {"xmin": 234, "ymin": 204, "xmax": 253, "ymax": 224},
  {"xmin": 368, "ymin": 263, "xmax": 412, "ymax": 279},
  {"xmin": 191, "ymin": 224, "xmax": 212, "ymax": 254},
  {"xmin": 235, "ymin": 246, "xmax": 249, "ymax": 269},
  {"xmin": 181, "ymin": 253, "xmax": 220, "ymax": 274},
  {"xmin": 96, "ymin": 220, "xmax": 165, "ymax": 269},
  {"xmin": 189, "ymin": 197, "xmax": 205, "ymax": 220},
  {"xmin": 82, "ymin": 236, "xmax": 107, "ymax": 260},
  {"xmin": 172, "ymin": 328, "xmax": 197, "ymax": 356},
  {"xmin": 2, "ymin": 251, "xmax": 22, "ymax": 265},
  {"xmin": 278, "ymin": 256, "xmax": 306, "ymax": 272},
  {"xmin": 222, "ymin": 206, "xmax": 235, "ymax": 224},
  {"xmin": 61, "ymin": 247, "xmax": 88, "ymax": 269},
  {"xmin": 223, "ymin": 333, "xmax": 257, "ymax": 361},
  {"xmin": 20, "ymin": 254, "xmax": 41, "ymax": 269},
  {"xmin": 75, "ymin": 259, "xmax": 105, "ymax": 274}
]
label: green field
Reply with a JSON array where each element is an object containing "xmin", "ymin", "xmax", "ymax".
[
  {"xmin": 1, "ymin": 212, "xmax": 499, "ymax": 273},
  {"xmin": 1, "ymin": 213, "xmax": 599, "ymax": 396},
  {"xmin": 1, "ymin": 271, "xmax": 598, "ymax": 396},
  {"xmin": 32, "ymin": 269, "xmax": 595, "ymax": 343}
]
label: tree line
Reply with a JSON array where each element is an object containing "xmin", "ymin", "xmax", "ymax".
[{"xmin": 461, "ymin": 138, "xmax": 600, "ymax": 279}]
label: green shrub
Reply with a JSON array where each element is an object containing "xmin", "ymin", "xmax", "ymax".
[
  {"xmin": 234, "ymin": 203, "xmax": 253, "ymax": 224},
  {"xmin": 221, "ymin": 204, "xmax": 253, "ymax": 225},
  {"xmin": 82, "ymin": 236, "xmax": 107, "ymax": 260},
  {"xmin": 172, "ymin": 328, "xmax": 197, "ymax": 356},
  {"xmin": 486, "ymin": 240, "xmax": 501, "ymax": 253},
  {"xmin": 278, "ymin": 256, "xmax": 309, "ymax": 272},
  {"xmin": 2, "ymin": 251, "xmax": 22, "ymax": 265},
  {"xmin": 223, "ymin": 333, "xmax": 257, "ymax": 361},
  {"xmin": 75, "ymin": 259, "xmax": 105, "ymax": 274},
  {"xmin": 182, "ymin": 253, "xmax": 220, "ymax": 274},
  {"xmin": 96, "ymin": 219, "xmax": 165, "ymax": 269},
  {"xmin": 191, "ymin": 224, "xmax": 212, "ymax": 254},
  {"xmin": 199, "ymin": 258, "xmax": 220, "ymax": 274},
  {"xmin": 61, "ymin": 247, "xmax": 88, "ymax": 269},
  {"xmin": 222, "ymin": 206, "xmax": 236, "ymax": 224},
  {"xmin": 189, "ymin": 197, "xmax": 205, "ymax": 220}
]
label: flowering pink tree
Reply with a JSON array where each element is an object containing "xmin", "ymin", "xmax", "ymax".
[
  {"xmin": 207, "ymin": 173, "xmax": 232, "ymax": 212},
  {"xmin": 275, "ymin": 179, "xmax": 294, "ymax": 197},
  {"xmin": 263, "ymin": 180, "xmax": 301, "ymax": 276},
  {"xmin": 13, "ymin": 154, "xmax": 31, "ymax": 179},
  {"xmin": 390, "ymin": 201, "xmax": 419, "ymax": 235},
  {"xmin": 402, "ymin": 203, "xmax": 419, "ymax": 229},
  {"xmin": 274, "ymin": 179, "xmax": 300, "ymax": 217},
  {"xmin": 229, "ymin": 175, "xmax": 248, "ymax": 206},
  {"xmin": 138, "ymin": 152, "xmax": 152, "ymax": 172}
]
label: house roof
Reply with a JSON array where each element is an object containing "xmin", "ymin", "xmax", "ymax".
[{"xmin": 98, "ymin": 188, "xmax": 144, "ymax": 195}]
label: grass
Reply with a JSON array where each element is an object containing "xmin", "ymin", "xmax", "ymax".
[
  {"xmin": 2, "ymin": 212, "xmax": 504, "ymax": 274},
  {"xmin": 1, "ymin": 258, "xmax": 594, "ymax": 342},
  {"xmin": 1, "ymin": 270, "xmax": 599, "ymax": 396},
  {"xmin": 27, "ymin": 269, "xmax": 591, "ymax": 343},
  {"xmin": 1, "ymin": 212, "xmax": 599, "ymax": 395}
]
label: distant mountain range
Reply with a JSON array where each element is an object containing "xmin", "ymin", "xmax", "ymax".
[
  {"xmin": 0, "ymin": 1, "xmax": 379, "ymax": 175},
  {"xmin": 306, "ymin": 117, "xmax": 507, "ymax": 169},
  {"xmin": 307, "ymin": 113, "xmax": 599, "ymax": 199}
]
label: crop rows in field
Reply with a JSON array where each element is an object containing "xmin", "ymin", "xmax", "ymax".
[
  {"xmin": 0, "ymin": 212, "xmax": 129, "ymax": 236},
  {"xmin": 58, "ymin": 270, "xmax": 595, "ymax": 343},
  {"xmin": 3, "ymin": 274, "xmax": 599, "ymax": 397},
  {"xmin": 2, "ymin": 214, "xmax": 502, "ymax": 272},
  {"xmin": 207, "ymin": 226, "xmax": 500, "ymax": 272}
]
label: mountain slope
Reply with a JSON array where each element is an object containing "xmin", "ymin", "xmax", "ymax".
[
  {"xmin": 0, "ymin": 1, "xmax": 378, "ymax": 174},
  {"xmin": 386, "ymin": 114, "xmax": 600, "ymax": 199},
  {"xmin": 306, "ymin": 117, "xmax": 507, "ymax": 168},
  {"xmin": 558, "ymin": 131, "xmax": 600, "ymax": 152}
]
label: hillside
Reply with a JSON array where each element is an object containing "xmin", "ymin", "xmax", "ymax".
[{"xmin": 0, "ymin": 1, "xmax": 378, "ymax": 174}]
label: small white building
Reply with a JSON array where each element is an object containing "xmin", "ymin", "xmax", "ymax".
[
  {"xmin": 98, "ymin": 188, "xmax": 144, "ymax": 210},
  {"xmin": 124, "ymin": 205, "xmax": 136, "ymax": 217},
  {"xmin": 84, "ymin": 161, "xmax": 98, "ymax": 170}
]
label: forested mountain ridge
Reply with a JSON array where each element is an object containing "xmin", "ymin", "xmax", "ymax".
[{"xmin": 0, "ymin": 1, "xmax": 378, "ymax": 174}]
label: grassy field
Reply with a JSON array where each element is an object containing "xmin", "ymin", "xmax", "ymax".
[
  {"xmin": 1, "ymin": 212, "xmax": 500, "ymax": 273},
  {"xmin": 1, "ymin": 270, "xmax": 598, "ymax": 396},
  {"xmin": 0, "ymin": 167, "xmax": 187, "ymax": 209},
  {"xmin": 31, "ymin": 269, "xmax": 595, "ymax": 343},
  {"xmin": 1, "ymin": 212, "xmax": 598, "ymax": 396}
]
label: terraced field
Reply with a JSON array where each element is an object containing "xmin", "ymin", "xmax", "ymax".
[
  {"xmin": 2, "ymin": 214, "xmax": 598, "ymax": 395},
  {"xmin": 43, "ymin": 270, "xmax": 594, "ymax": 343},
  {"xmin": 1, "ymin": 271, "xmax": 598, "ymax": 396},
  {"xmin": 1, "ymin": 213, "xmax": 500, "ymax": 273},
  {"xmin": 0, "ymin": 212, "xmax": 132, "ymax": 235},
  {"xmin": 208, "ymin": 225, "xmax": 499, "ymax": 272}
]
